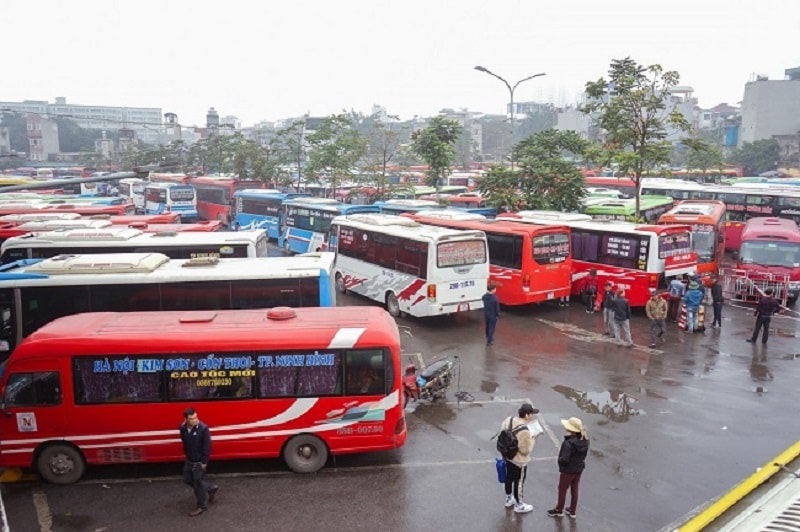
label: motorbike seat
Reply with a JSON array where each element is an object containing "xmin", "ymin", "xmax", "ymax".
[{"xmin": 421, "ymin": 359, "xmax": 450, "ymax": 379}]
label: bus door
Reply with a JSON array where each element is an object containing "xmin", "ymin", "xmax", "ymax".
[{"xmin": 0, "ymin": 356, "xmax": 66, "ymax": 440}]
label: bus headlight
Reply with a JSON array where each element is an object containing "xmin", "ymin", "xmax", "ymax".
[{"xmin": 788, "ymin": 282, "xmax": 799, "ymax": 291}]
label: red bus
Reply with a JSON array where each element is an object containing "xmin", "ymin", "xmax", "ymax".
[
  {"xmin": 735, "ymin": 217, "xmax": 800, "ymax": 305},
  {"xmin": 0, "ymin": 306, "xmax": 406, "ymax": 483},
  {"xmin": 658, "ymin": 200, "xmax": 727, "ymax": 283},
  {"xmin": 499, "ymin": 212, "xmax": 697, "ymax": 307},
  {"xmin": 0, "ymin": 213, "xmax": 181, "ymax": 225},
  {"xmin": 124, "ymin": 221, "xmax": 223, "ymax": 232},
  {"xmin": 189, "ymin": 176, "xmax": 266, "ymax": 226},
  {"xmin": 0, "ymin": 202, "xmax": 134, "ymax": 218},
  {"xmin": 409, "ymin": 211, "xmax": 572, "ymax": 305}
]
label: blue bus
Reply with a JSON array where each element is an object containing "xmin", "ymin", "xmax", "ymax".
[
  {"xmin": 278, "ymin": 198, "xmax": 380, "ymax": 254},
  {"xmin": 144, "ymin": 182, "xmax": 198, "ymax": 222},
  {"xmin": 231, "ymin": 189, "xmax": 311, "ymax": 239}
]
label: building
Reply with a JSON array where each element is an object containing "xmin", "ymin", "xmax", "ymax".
[
  {"xmin": 26, "ymin": 114, "xmax": 60, "ymax": 162},
  {"xmin": 0, "ymin": 97, "xmax": 163, "ymax": 146},
  {"xmin": 0, "ymin": 126, "xmax": 11, "ymax": 156},
  {"xmin": 739, "ymin": 68, "xmax": 800, "ymax": 147}
]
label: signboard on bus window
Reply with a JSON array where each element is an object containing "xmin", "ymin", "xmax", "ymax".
[{"xmin": 437, "ymin": 240, "xmax": 487, "ymax": 267}]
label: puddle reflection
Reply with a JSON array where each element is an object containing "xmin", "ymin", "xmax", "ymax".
[{"xmin": 553, "ymin": 384, "xmax": 641, "ymax": 422}]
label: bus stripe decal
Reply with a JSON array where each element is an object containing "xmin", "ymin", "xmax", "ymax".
[{"xmin": 328, "ymin": 328, "xmax": 366, "ymax": 348}]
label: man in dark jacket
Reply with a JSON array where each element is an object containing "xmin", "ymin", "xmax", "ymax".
[
  {"xmin": 747, "ymin": 288, "xmax": 781, "ymax": 344},
  {"xmin": 482, "ymin": 284, "xmax": 501, "ymax": 345},
  {"xmin": 612, "ymin": 289, "xmax": 633, "ymax": 348},
  {"xmin": 600, "ymin": 282, "xmax": 616, "ymax": 336},
  {"xmin": 180, "ymin": 407, "xmax": 218, "ymax": 516},
  {"xmin": 710, "ymin": 275, "xmax": 724, "ymax": 328}
]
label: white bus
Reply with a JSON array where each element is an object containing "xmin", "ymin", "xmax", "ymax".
[
  {"xmin": 329, "ymin": 213, "xmax": 489, "ymax": 317},
  {"xmin": 0, "ymin": 252, "xmax": 337, "ymax": 356},
  {"xmin": 0, "ymin": 227, "xmax": 269, "ymax": 265},
  {"xmin": 144, "ymin": 182, "xmax": 198, "ymax": 222},
  {"xmin": 118, "ymin": 177, "xmax": 147, "ymax": 213}
]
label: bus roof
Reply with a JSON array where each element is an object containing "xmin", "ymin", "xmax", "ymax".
[
  {"xmin": 412, "ymin": 212, "xmax": 568, "ymax": 235},
  {"xmin": 283, "ymin": 198, "xmax": 381, "ymax": 214},
  {"xmin": 503, "ymin": 213, "xmax": 690, "ymax": 235},
  {"xmin": 334, "ymin": 213, "xmax": 486, "ymax": 242},
  {"xmin": 2, "ymin": 225, "xmax": 266, "ymax": 252},
  {"xmin": 0, "ymin": 252, "xmax": 336, "ymax": 285},
  {"xmin": 145, "ymin": 182, "xmax": 194, "ymax": 189},
  {"xmin": 0, "ymin": 212, "xmax": 83, "ymax": 223},
  {"xmin": 233, "ymin": 189, "xmax": 288, "ymax": 197},
  {"xmin": 583, "ymin": 196, "xmax": 673, "ymax": 213},
  {"xmin": 502, "ymin": 211, "xmax": 592, "ymax": 222},
  {"xmin": 741, "ymin": 217, "xmax": 800, "ymax": 242},
  {"xmin": 17, "ymin": 306, "xmax": 397, "ymax": 353},
  {"xmin": 659, "ymin": 200, "xmax": 726, "ymax": 218}
]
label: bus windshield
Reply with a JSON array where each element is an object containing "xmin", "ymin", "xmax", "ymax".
[
  {"xmin": 739, "ymin": 241, "xmax": 800, "ymax": 268},
  {"xmin": 532, "ymin": 233, "xmax": 570, "ymax": 264},
  {"xmin": 691, "ymin": 229, "xmax": 717, "ymax": 263}
]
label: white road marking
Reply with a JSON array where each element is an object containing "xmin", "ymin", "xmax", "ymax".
[
  {"xmin": 536, "ymin": 317, "xmax": 664, "ymax": 354},
  {"xmin": 32, "ymin": 489, "xmax": 52, "ymax": 532}
]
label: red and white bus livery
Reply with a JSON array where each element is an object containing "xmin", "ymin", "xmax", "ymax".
[{"xmin": 0, "ymin": 306, "xmax": 406, "ymax": 483}]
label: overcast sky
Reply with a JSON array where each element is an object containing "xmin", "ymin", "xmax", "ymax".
[{"xmin": 5, "ymin": 1, "xmax": 799, "ymax": 128}]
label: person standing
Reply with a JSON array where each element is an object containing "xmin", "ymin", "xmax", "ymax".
[
  {"xmin": 180, "ymin": 407, "xmax": 218, "ymax": 517},
  {"xmin": 710, "ymin": 276, "xmax": 724, "ymax": 329},
  {"xmin": 547, "ymin": 417, "xmax": 590, "ymax": 519},
  {"xmin": 482, "ymin": 284, "xmax": 501, "ymax": 345},
  {"xmin": 581, "ymin": 269, "xmax": 599, "ymax": 314},
  {"xmin": 683, "ymin": 281, "xmax": 704, "ymax": 333},
  {"xmin": 612, "ymin": 288, "xmax": 633, "ymax": 348},
  {"xmin": 667, "ymin": 275, "xmax": 686, "ymax": 322},
  {"xmin": 645, "ymin": 288, "xmax": 667, "ymax": 348},
  {"xmin": 747, "ymin": 288, "xmax": 781, "ymax": 344},
  {"xmin": 600, "ymin": 282, "xmax": 616, "ymax": 336},
  {"xmin": 499, "ymin": 403, "xmax": 539, "ymax": 514}
]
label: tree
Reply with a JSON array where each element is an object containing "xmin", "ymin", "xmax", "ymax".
[
  {"xmin": 362, "ymin": 115, "xmax": 405, "ymax": 200},
  {"xmin": 306, "ymin": 114, "xmax": 367, "ymax": 198},
  {"xmin": 0, "ymin": 112, "xmax": 29, "ymax": 153},
  {"xmin": 54, "ymin": 117, "xmax": 105, "ymax": 153},
  {"xmin": 686, "ymin": 141, "xmax": 725, "ymax": 177},
  {"xmin": 583, "ymin": 57, "xmax": 701, "ymax": 219},
  {"xmin": 275, "ymin": 120, "xmax": 307, "ymax": 191},
  {"xmin": 478, "ymin": 129, "xmax": 590, "ymax": 212},
  {"xmin": 727, "ymin": 139, "xmax": 780, "ymax": 175},
  {"xmin": 410, "ymin": 116, "xmax": 462, "ymax": 193}
]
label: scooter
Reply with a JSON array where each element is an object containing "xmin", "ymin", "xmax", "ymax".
[{"xmin": 403, "ymin": 358, "xmax": 454, "ymax": 406}]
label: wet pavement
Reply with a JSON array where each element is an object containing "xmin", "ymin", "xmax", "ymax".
[{"xmin": 2, "ymin": 290, "xmax": 799, "ymax": 531}]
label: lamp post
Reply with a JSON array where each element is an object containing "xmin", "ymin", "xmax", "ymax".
[{"xmin": 474, "ymin": 66, "xmax": 546, "ymax": 169}]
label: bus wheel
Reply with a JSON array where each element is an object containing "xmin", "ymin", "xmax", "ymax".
[
  {"xmin": 283, "ymin": 240, "xmax": 292, "ymax": 255},
  {"xmin": 283, "ymin": 434, "xmax": 328, "ymax": 473},
  {"xmin": 386, "ymin": 292, "xmax": 401, "ymax": 318},
  {"xmin": 36, "ymin": 444, "xmax": 85, "ymax": 484},
  {"xmin": 335, "ymin": 273, "xmax": 347, "ymax": 294}
]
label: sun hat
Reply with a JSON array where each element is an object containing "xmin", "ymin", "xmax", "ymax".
[
  {"xmin": 688, "ymin": 281, "xmax": 700, "ymax": 289},
  {"xmin": 561, "ymin": 417, "xmax": 584, "ymax": 433}
]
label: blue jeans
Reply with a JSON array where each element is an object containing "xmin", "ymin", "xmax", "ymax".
[
  {"xmin": 485, "ymin": 318, "xmax": 497, "ymax": 344},
  {"xmin": 686, "ymin": 308, "xmax": 699, "ymax": 332},
  {"xmin": 183, "ymin": 461, "xmax": 216, "ymax": 509}
]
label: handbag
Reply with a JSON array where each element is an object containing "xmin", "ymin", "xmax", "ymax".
[{"xmin": 495, "ymin": 457, "xmax": 507, "ymax": 483}]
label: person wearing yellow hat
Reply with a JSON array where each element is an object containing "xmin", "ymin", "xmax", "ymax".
[{"xmin": 547, "ymin": 417, "xmax": 589, "ymax": 519}]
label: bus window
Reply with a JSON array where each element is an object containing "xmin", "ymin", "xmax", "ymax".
[
  {"xmin": 345, "ymin": 350, "xmax": 386, "ymax": 395},
  {"xmin": 257, "ymin": 350, "xmax": 342, "ymax": 397},
  {"xmin": 72, "ymin": 357, "xmax": 163, "ymax": 404},
  {"xmin": 4, "ymin": 372, "xmax": 61, "ymax": 406},
  {"xmin": 532, "ymin": 233, "xmax": 570, "ymax": 264}
]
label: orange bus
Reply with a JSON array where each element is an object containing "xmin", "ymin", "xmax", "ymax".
[
  {"xmin": 658, "ymin": 200, "xmax": 727, "ymax": 283},
  {"xmin": 189, "ymin": 176, "xmax": 266, "ymax": 226},
  {"xmin": 409, "ymin": 211, "xmax": 572, "ymax": 305},
  {"xmin": 0, "ymin": 306, "xmax": 406, "ymax": 483}
]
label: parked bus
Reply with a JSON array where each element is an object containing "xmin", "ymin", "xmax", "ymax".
[
  {"xmin": 0, "ymin": 228, "xmax": 269, "ymax": 265},
  {"xmin": 279, "ymin": 198, "xmax": 381, "ymax": 254},
  {"xmin": 328, "ymin": 213, "xmax": 489, "ymax": 317},
  {"xmin": 499, "ymin": 212, "xmax": 697, "ymax": 306},
  {"xmin": 583, "ymin": 196, "xmax": 675, "ymax": 223},
  {"xmin": 375, "ymin": 199, "xmax": 447, "ymax": 215},
  {"xmin": 117, "ymin": 178, "xmax": 147, "ymax": 213},
  {"xmin": 0, "ymin": 201, "xmax": 134, "ymax": 217},
  {"xmin": 0, "ymin": 251, "xmax": 337, "ymax": 358},
  {"xmin": 144, "ymin": 182, "xmax": 198, "ymax": 222},
  {"xmin": 232, "ymin": 189, "xmax": 311, "ymax": 238},
  {"xmin": 147, "ymin": 172, "xmax": 191, "ymax": 185},
  {"xmin": 735, "ymin": 217, "xmax": 800, "ymax": 305},
  {"xmin": 189, "ymin": 176, "xmax": 265, "ymax": 225},
  {"xmin": 410, "ymin": 211, "xmax": 572, "ymax": 305},
  {"xmin": 657, "ymin": 200, "xmax": 727, "ymax": 282},
  {"xmin": 0, "ymin": 305, "xmax": 404, "ymax": 484}
]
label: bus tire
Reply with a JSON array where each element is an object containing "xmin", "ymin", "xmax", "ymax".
[
  {"xmin": 386, "ymin": 292, "xmax": 401, "ymax": 318},
  {"xmin": 335, "ymin": 273, "xmax": 347, "ymax": 294},
  {"xmin": 283, "ymin": 240, "xmax": 292, "ymax": 255},
  {"xmin": 283, "ymin": 434, "xmax": 328, "ymax": 473},
  {"xmin": 36, "ymin": 443, "xmax": 85, "ymax": 485}
]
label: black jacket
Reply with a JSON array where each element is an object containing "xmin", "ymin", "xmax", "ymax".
[
  {"xmin": 557, "ymin": 434, "xmax": 590, "ymax": 474},
  {"xmin": 755, "ymin": 296, "xmax": 780, "ymax": 318},
  {"xmin": 710, "ymin": 282, "xmax": 724, "ymax": 303},
  {"xmin": 482, "ymin": 292, "xmax": 500, "ymax": 320},
  {"xmin": 612, "ymin": 295, "xmax": 631, "ymax": 321},
  {"xmin": 180, "ymin": 420, "xmax": 212, "ymax": 465}
]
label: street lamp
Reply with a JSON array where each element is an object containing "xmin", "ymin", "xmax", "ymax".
[{"xmin": 474, "ymin": 65, "xmax": 546, "ymax": 169}]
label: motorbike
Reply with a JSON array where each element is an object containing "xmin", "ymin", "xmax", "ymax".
[{"xmin": 403, "ymin": 357, "xmax": 455, "ymax": 406}]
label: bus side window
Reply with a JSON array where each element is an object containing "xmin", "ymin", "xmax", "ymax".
[
  {"xmin": 345, "ymin": 350, "xmax": 386, "ymax": 395},
  {"xmin": 5, "ymin": 372, "xmax": 61, "ymax": 406}
]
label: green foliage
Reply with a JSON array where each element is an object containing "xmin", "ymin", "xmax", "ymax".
[
  {"xmin": 275, "ymin": 120, "xmax": 307, "ymax": 189},
  {"xmin": 583, "ymin": 57, "xmax": 698, "ymax": 218},
  {"xmin": 306, "ymin": 114, "xmax": 367, "ymax": 195},
  {"xmin": 410, "ymin": 116, "xmax": 462, "ymax": 190},
  {"xmin": 478, "ymin": 129, "xmax": 589, "ymax": 212},
  {"xmin": 0, "ymin": 112, "xmax": 29, "ymax": 153},
  {"xmin": 362, "ymin": 115, "xmax": 405, "ymax": 200},
  {"xmin": 726, "ymin": 139, "xmax": 779, "ymax": 175},
  {"xmin": 54, "ymin": 117, "xmax": 105, "ymax": 152},
  {"xmin": 686, "ymin": 141, "xmax": 724, "ymax": 175}
]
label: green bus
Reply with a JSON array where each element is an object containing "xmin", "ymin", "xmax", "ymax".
[{"xmin": 583, "ymin": 196, "xmax": 674, "ymax": 223}]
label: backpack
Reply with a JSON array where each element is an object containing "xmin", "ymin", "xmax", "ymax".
[{"xmin": 496, "ymin": 417, "xmax": 528, "ymax": 461}]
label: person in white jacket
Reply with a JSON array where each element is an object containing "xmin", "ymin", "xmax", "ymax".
[{"xmin": 499, "ymin": 403, "xmax": 539, "ymax": 513}]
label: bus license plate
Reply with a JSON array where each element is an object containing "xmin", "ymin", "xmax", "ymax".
[
  {"xmin": 458, "ymin": 303, "xmax": 470, "ymax": 312},
  {"xmin": 548, "ymin": 292, "xmax": 554, "ymax": 300}
]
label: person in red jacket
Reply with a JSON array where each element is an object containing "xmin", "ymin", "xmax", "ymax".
[{"xmin": 581, "ymin": 269, "xmax": 599, "ymax": 314}]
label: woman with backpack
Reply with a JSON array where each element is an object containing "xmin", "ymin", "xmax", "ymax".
[{"xmin": 498, "ymin": 403, "xmax": 539, "ymax": 513}]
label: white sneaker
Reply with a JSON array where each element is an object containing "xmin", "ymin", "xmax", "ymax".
[
  {"xmin": 504, "ymin": 495, "xmax": 516, "ymax": 508},
  {"xmin": 514, "ymin": 502, "xmax": 533, "ymax": 513}
]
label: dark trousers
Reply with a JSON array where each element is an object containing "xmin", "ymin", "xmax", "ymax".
[
  {"xmin": 183, "ymin": 461, "xmax": 215, "ymax": 509},
  {"xmin": 485, "ymin": 318, "xmax": 497, "ymax": 344},
  {"xmin": 667, "ymin": 297, "xmax": 681, "ymax": 322},
  {"xmin": 712, "ymin": 302, "xmax": 723, "ymax": 326},
  {"xmin": 555, "ymin": 471, "xmax": 582, "ymax": 513},
  {"xmin": 504, "ymin": 461, "xmax": 526, "ymax": 502},
  {"xmin": 585, "ymin": 294, "xmax": 596, "ymax": 312},
  {"xmin": 750, "ymin": 316, "xmax": 772, "ymax": 344}
]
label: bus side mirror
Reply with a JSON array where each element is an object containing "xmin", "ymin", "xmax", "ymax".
[{"xmin": 731, "ymin": 251, "xmax": 738, "ymax": 261}]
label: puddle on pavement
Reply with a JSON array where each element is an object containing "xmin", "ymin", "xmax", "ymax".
[
  {"xmin": 480, "ymin": 380, "xmax": 499, "ymax": 393},
  {"xmin": 553, "ymin": 384, "xmax": 641, "ymax": 422}
]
